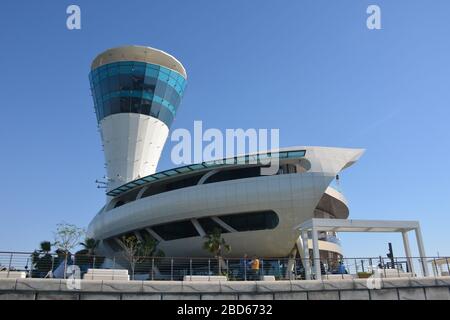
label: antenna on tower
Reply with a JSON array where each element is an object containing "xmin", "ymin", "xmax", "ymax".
[{"xmin": 95, "ymin": 175, "xmax": 111, "ymax": 189}]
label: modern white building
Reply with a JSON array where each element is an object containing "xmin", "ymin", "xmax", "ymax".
[{"xmin": 87, "ymin": 46, "xmax": 364, "ymax": 263}]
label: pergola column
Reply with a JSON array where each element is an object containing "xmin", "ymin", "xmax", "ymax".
[
  {"xmin": 415, "ymin": 226, "xmax": 430, "ymax": 276},
  {"xmin": 402, "ymin": 231, "xmax": 415, "ymax": 275},
  {"xmin": 312, "ymin": 228, "xmax": 321, "ymax": 280},
  {"xmin": 301, "ymin": 231, "xmax": 311, "ymax": 280},
  {"xmin": 295, "ymin": 218, "xmax": 428, "ymax": 280}
]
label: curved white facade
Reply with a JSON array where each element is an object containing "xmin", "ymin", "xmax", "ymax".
[
  {"xmin": 100, "ymin": 114, "xmax": 169, "ymax": 191},
  {"xmin": 88, "ymin": 146, "xmax": 364, "ymax": 258}
]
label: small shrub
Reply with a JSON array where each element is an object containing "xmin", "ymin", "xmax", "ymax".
[{"xmin": 357, "ymin": 272, "xmax": 373, "ymax": 278}]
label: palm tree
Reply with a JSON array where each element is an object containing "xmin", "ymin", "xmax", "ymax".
[
  {"xmin": 79, "ymin": 238, "xmax": 99, "ymax": 255},
  {"xmin": 31, "ymin": 241, "xmax": 53, "ymax": 277},
  {"xmin": 39, "ymin": 241, "xmax": 52, "ymax": 254},
  {"xmin": 203, "ymin": 228, "xmax": 231, "ymax": 275},
  {"xmin": 76, "ymin": 238, "xmax": 102, "ymax": 270}
]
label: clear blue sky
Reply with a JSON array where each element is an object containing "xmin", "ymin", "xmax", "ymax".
[{"xmin": 0, "ymin": 0, "xmax": 449, "ymax": 258}]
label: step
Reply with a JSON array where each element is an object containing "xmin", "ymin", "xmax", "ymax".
[
  {"xmin": 183, "ymin": 275, "xmax": 228, "ymax": 281},
  {"xmin": 83, "ymin": 274, "xmax": 130, "ymax": 281},
  {"xmin": 0, "ymin": 271, "xmax": 27, "ymax": 279},
  {"xmin": 260, "ymin": 275, "xmax": 276, "ymax": 281},
  {"xmin": 85, "ymin": 269, "xmax": 128, "ymax": 275}
]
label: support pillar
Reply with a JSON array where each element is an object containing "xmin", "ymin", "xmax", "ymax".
[
  {"xmin": 402, "ymin": 231, "xmax": 415, "ymax": 275},
  {"xmin": 312, "ymin": 228, "xmax": 321, "ymax": 280},
  {"xmin": 285, "ymin": 247, "xmax": 297, "ymax": 280},
  {"xmin": 301, "ymin": 231, "xmax": 311, "ymax": 280},
  {"xmin": 415, "ymin": 226, "xmax": 430, "ymax": 276}
]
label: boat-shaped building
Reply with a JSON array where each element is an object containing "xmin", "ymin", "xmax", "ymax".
[{"xmin": 87, "ymin": 46, "xmax": 364, "ymax": 263}]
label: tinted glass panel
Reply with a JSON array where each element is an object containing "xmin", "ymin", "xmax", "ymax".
[
  {"xmin": 120, "ymin": 96, "xmax": 131, "ymax": 113},
  {"xmin": 152, "ymin": 220, "xmax": 199, "ymax": 241},
  {"xmin": 90, "ymin": 61, "xmax": 186, "ymax": 127},
  {"xmin": 205, "ymin": 166, "xmax": 261, "ymax": 184},
  {"xmin": 219, "ymin": 211, "xmax": 279, "ymax": 232},
  {"xmin": 197, "ymin": 218, "xmax": 229, "ymax": 234},
  {"xmin": 140, "ymin": 174, "xmax": 202, "ymax": 200},
  {"xmin": 110, "ymin": 97, "xmax": 121, "ymax": 114},
  {"xmin": 106, "ymin": 239, "xmax": 123, "ymax": 252},
  {"xmin": 138, "ymin": 229, "xmax": 157, "ymax": 242},
  {"xmin": 114, "ymin": 200, "xmax": 125, "ymax": 208}
]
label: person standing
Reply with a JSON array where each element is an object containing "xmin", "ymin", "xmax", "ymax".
[
  {"xmin": 338, "ymin": 260, "xmax": 348, "ymax": 274},
  {"xmin": 250, "ymin": 256, "xmax": 260, "ymax": 280}
]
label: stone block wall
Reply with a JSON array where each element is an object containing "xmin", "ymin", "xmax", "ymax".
[{"xmin": 0, "ymin": 277, "xmax": 449, "ymax": 300}]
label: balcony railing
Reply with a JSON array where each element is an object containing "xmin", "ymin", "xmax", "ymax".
[
  {"xmin": 1, "ymin": 251, "xmax": 448, "ymax": 281},
  {"xmin": 318, "ymin": 234, "xmax": 341, "ymax": 246}
]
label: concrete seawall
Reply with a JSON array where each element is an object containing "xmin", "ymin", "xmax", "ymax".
[{"xmin": 1, "ymin": 277, "xmax": 450, "ymax": 300}]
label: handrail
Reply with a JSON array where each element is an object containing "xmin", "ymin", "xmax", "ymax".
[{"xmin": 1, "ymin": 251, "xmax": 449, "ymax": 281}]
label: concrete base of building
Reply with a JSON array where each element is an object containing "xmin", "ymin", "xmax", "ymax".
[{"xmin": 1, "ymin": 277, "xmax": 449, "ymax": 300}]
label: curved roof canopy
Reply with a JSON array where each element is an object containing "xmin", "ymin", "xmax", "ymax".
[
  {"xmin": 106, "ymin": 149, "xmax": 307, "ymax": 197},
  {"xmin": 91, "ymin": 45, "xmax": 187, "ymax": 78}
]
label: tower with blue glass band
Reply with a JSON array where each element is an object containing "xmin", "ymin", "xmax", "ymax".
[{"xmin": 89, "ymin": 46, "xmax": 187, "ymax": 192}]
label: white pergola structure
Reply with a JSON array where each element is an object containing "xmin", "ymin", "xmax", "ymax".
[
  {"xmin": 295, "ymin": 218, "xmax": 429, "ymax": 280},
  {"xmin": 429, "ymin": 258, "xmax": 450, "ymax": 277}
]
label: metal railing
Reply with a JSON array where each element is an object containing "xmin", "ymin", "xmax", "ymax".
[
  {"xmin": 318, "ymin": 234, "xmax": 341, "ymax": 245},
  {"xmin": 0, "ymin": 251, "xmax": 449, "ymax": 281}
]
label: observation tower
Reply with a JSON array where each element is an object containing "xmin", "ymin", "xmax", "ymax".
[{"xmin": 89, "ymin": 46, "xmax": 187, "ymax": 191}]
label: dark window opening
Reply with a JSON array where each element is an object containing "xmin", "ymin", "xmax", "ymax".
[
  {"xmin": 152, "ymin": 220, "xmax": 199, "ymax": 241},
  {"xmin": 219, "ymin": 211, "xmax": 279, "ymax": 232},
  {"xmin": 106, "ymin": 239, "xmax": 123, "ymax": 252},
  {"xmin": 137, "ymin": 229, "xmax": 157, "ymax": 242},
  {"xmin": 106, "ymin": 211, "xmax": 279, "ymax": 245},
  {"xmin": 278, "ymin": 164, "xmax": 297, "ymax": 174},
  {"xmin": 197, "ymin": 217, "xmax": 229, "ymax": 234},
  {"xmin": 114, "ymin": 200, "xmax": 125, "ymax": 208},
  {"xmin": 205, "ymin": 166, "xmax": 261, "ymax": 184},
  {"xmin": 141, "ymin": 174, "xmax": 202, "ymax": 199}
]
